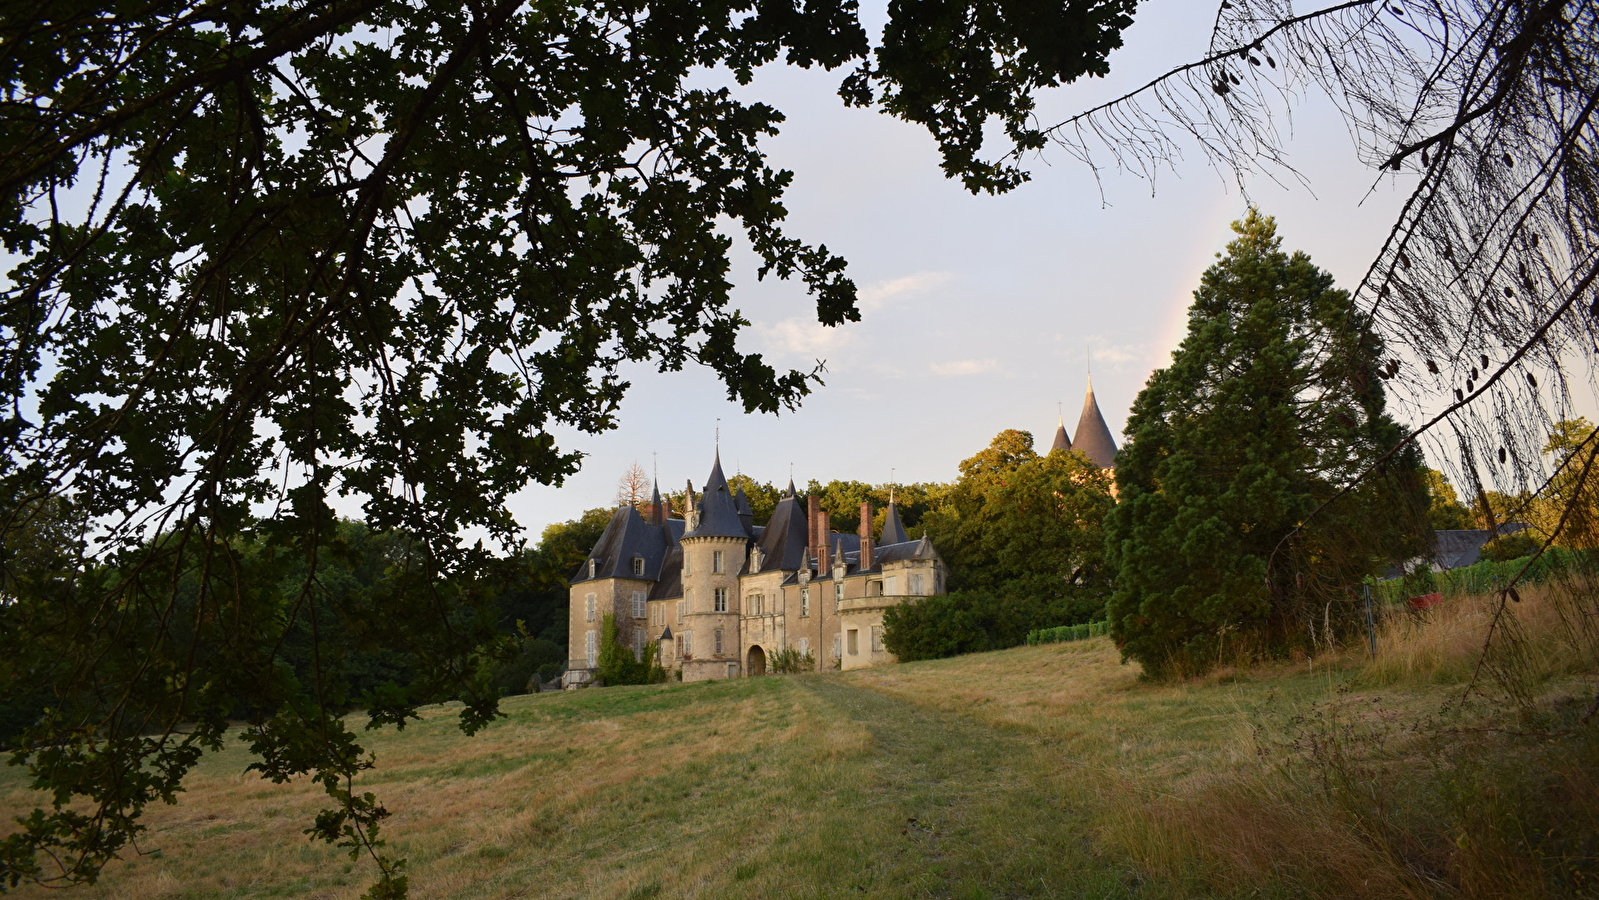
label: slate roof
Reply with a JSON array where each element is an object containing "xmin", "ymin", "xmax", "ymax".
[
  {"xmin": 755, "ymin": 490, "xmax": 810, "ymax": 572},
  {"xmin": 735, "ymin": 487, "xmax": 755, "ymax": 533},
  {"xmin": 572, "ymin": 504, "xmax": 678, "ymax": 583},
  {"xmin": 880, "ymin": 502, "xmax": 909, "ymax": 546},
  {"xmin": 1433, "ymin": 524, "xmax": 1530, "ymax": 569},
  {"xmin": 1073, "ymin": 380, "xmax": 1119, "ymax": 468},
  {"xmin": 1050, "ymin": 421, "xmax": 1072, "ymax": 453},
  {"xmin": 684, "ymin": 452, "xmax": 749, "ymax": 539},
  {"xmin": 876, "ymin": 534, "xmax": 938, "ymax": 565}
]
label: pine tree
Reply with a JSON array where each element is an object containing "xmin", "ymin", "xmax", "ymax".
[{"xmin": 1105, "ymin": 211, "xmax": 1429, "ymax": 677}]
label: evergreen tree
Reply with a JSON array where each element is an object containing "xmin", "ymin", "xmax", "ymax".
[{"xmin": 1105, "ymin": 211, "xmax": 1429, "ymax": 677}]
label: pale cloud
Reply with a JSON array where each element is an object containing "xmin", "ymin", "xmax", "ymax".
[
  {"xmin": 930, "ymin": 358, "xmax": 998, "ymax": 377},
  {"xmin": 754, "ymin": 317, "xmax": 856, "ymax": 362},
  {"xmin": 857, "ymin": 271, "xmax": 954, "ymax": 312}
]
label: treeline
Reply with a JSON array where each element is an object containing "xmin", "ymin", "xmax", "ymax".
[{"xmin": 0, "ymin": 509, "xmax": 607, "ymax": 747}]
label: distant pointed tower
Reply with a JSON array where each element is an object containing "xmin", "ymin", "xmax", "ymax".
[
  {"xmin": 1049, "ymin": 408, "xmax": 1073, "ymax": 454},
  {"xmin": 678, "ymin": 452, "xmax": 751, "ymax": 682},
  {"xmin": 1073, "ymin": 377, "xmax": 1119, "ymax": 469}
]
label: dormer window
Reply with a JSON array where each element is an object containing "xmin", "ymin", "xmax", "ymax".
[
  {"xmin": 632, "ymin": 556, "xmax": 645, "ymax": 576},
  {"xmin": 588, "ymin": 559, "xmax": 597, "ymax": 578}
]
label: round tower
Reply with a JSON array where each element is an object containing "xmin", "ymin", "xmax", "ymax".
[{"xmin": 678, "ymin": 452, "xmax": 750, "ymax": 681}]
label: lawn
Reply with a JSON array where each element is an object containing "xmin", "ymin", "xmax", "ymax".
[{"xmin": 3, "ymin": 583, "xmax": 1596, "ymax": 899}]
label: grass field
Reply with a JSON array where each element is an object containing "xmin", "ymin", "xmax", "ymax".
[{"xmin": 4, "ymin": 583, "xmax": 1597, "ymax": 899}]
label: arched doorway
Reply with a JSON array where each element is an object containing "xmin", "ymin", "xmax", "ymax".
[{"xmin": 746, "ymin": 645, "xmax": 766, "ymax": 676}]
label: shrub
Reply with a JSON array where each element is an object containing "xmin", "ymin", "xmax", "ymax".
[
  {"xmin": 595, "ymin": 615, "xmax": 665, "ymax": 686},
  {"xmin": 767, "ymin": 646, "xmax": 815, "ymax": 674},
  {"xmin": 492, "ymin": 637, "xmax": 565, "ymax": 696},
  {"xmin": 883, "ymin": 586, "xmax": 1105, "ymax": 662}
]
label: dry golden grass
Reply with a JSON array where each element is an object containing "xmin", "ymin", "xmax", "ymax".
[{"xmin": 4, "ymin": 586, "xmax": 1596, "ymax": 899}]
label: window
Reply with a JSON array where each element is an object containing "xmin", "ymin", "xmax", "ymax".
[
  {"xmin": 910, "ymin": 573, "xmax": 924, "ymax": 595},
  {"xmin": 714, "ymin": 628, "xmax": 724, "ymax": 655},
  {"xmin": 871, "ymin": 626, "xmax": 883, "ymax": 652},
  {"xmin": 585, "ymin": 630, "xmax": 597, "ymax": 667},
  {"xmin": 585, "ymin": 593, "xmax": 596, "ymax": 622},
  {"xmin": 587, "ymin": 559, "xmax": 596, "ymax": 578},
  {"xmin": 684, "ymin": 588, "xmax": 692, "ymax": 614},
  {"xmin": 714, "ymin": 587, "xmax": 727, "ymax": 613},
  {"xmin": 798, "ymin": 637, "xmax": 809, "ymax": 656},
  {"xmin": 834, "ymin": 582, "xmax": 843, "ymax": 609},
  {"xmin": 847, "ymin": 629, "xmax": 859, "ymax": 655},
  {"xmin": 800, "ymin": 587, "xmax": 810, "ymax": 617},
  {"xmin": 632, "ymin": 556, "xmax": 645, "ymax": 576},
  {"xmin": 683, "ymin": 631, "xmax": 693, "ymax": 658},
  {"xmin": 674, "ymin": 634, "xmax": 684, "ymax": 658},
  {"xmin": 676, "ymin": 600, "xmax": 684, "ymax": 623},
  {"xmin": 683, "ymin": 554, "xmax": 691, "ymax": 575},
  {"xmin": 633, "ymin": 629, "xmax": 645, "ymax": 661},
  {"xmin": 833, "ymin": 634, "xmax": 841, "ymax": 660},
  {"xmin": 632, "ymin": 591, "xmax": 646, "ymax": 618},
  {"xmin": 884, "ymin": 575, "xmax": 898, "ymax": 595},
  {"xmin": 749, "ymin": 594, "xmax": 762, "ymax": 615},
  {"xmin": 712, "ymin": 550, "xmax": 724, "ymax": 574}
]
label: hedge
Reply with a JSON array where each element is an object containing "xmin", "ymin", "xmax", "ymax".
[
  {"xmin": 1026, "ymin": 620, "xmax": 1109, "ymax": 645},
  {"xmin": 1376, "ymin": 546, "xmax": 1599, "ymax": 606}
]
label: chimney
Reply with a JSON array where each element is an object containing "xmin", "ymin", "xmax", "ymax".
[
  {"xmin": 858, "ymin": 501, "xmax": 874, "ymax": 570},
  {"xmin": 661, "ymin": 496, "xmax": 672, "ymax": 522},
  {"xmin": 808, "ymin": 495, "xmax": 829, "ymax": 572}
]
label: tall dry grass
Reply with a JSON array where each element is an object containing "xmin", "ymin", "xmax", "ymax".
[{"xmin": 1361, "ymin": 576, "xmax": 1599, "ymax": 689}]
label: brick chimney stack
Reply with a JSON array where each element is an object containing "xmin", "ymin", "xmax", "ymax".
[
  {"xmin": 858, "ymin": 501, "xmax": 874, "ymax": 571},
  {"xmin": 808, "ymin": 495, "xmax": 829, "ymax": 571}
]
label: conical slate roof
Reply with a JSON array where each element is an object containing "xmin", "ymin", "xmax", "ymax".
[
  {"xmin": 1073, "ymin": 380, "xmax": 1119, "ymax": 468},
  {"xmin": 734, "ymin": 486, "xmax": 755, "ymax": 533},
  {"xmin": 1050, "ymin": 418, "xmax": 1072, "ymax": 453},
  {"xmin": 683, "ymin": 452, "xmax": 748, "ymax": 539},
  {"xmin": 755, "ymin": 490, "xmax": 810, "ymax": 572},
  {"xmin": 880, "ymin": 502, "xmax": 909, "ymax": 546}
]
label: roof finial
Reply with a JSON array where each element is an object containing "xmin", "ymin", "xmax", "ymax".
[
  {"xmin": 890, "ymin": 467, "xmax": 897, "ymax": 505},
  {"xmin": 715, "ymin": 417, "xmax": 720, "ymax": 453},
  {"xmin": 1087, "ymin": 347, "xmax": 1093, "ymax": 389},
  {"xmin": 1057, "ymin": 400, "xmax": 1063, "ymax": 427},
  {"xmin": 652, "ymin": 451, "xmax": 658, "ymax": 485}
]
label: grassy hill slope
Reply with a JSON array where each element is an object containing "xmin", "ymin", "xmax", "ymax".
[{"xmin": 3, "ymin": 584, "xmax": 1596, "ymax": 899}]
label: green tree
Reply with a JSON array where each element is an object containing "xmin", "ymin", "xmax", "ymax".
[
  {"xmin": 1423, "ymin": 469, "xmax": 1476, "ymax": 531},
  {"xmin": 887, "ymin": 430, "xmax": 1115, "ymax": 660},
  {"xmin": 922, "ymin": 430, "xmax": 1114, "ymax": 606},
  {"xmin": 1104, "ymin": 211, "xmax": 1429, "ymax": 678},
  {"xmin": 0, "ymin": 1, "xmax": 1138, "ymax": 890}
]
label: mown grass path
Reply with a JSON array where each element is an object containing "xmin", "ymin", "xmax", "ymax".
[{"xmin": 787, "ymin": 677, "xmax": 1131, "ymax": 900}]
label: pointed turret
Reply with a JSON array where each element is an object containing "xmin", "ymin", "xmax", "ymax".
[
  {"xmin": 734, "ymin": 486, "xmax": 755, "ymax": 534},
  {"xmin": 684, "ymin": 452, "xmax": 747, "ymax": 538},
  {"xmin": 649, "ymin": 481, "xmax": 664, "ymax": 525},
  {"xmin": 880, "ymin": 501, "xmax": 909, "ymax": 545},
  {"xmin": 1073, "ymin": 379, "xmax": 1119, "ymax": 468},
  {"xmin": 1050, "ymin": 413, "xmax": 1072, "ymax": 454}
]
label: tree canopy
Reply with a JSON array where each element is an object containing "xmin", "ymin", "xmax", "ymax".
[
  {"xmin": 0, "ymin": 1, "xmax": 1141, "ymax": 893},
  {"xmin": 1104, "ymin": 211, "xmax": 1430, "ymax": 677}
]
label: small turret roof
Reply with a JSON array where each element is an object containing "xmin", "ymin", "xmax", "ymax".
[
  {"xmin": 683, "ymin": 452, "xmax": 748, "ymax": 539},
  {"xmin": 880, "ymin": 502, "xmax": 909, "ymax": 546},
  {"xmin": 1050, "ymin": 419, "xmax": 1072, "ymax": 454},
  {"xmin": 1073, "ymin": 380, "xmax": 1119, "ymax": 468}
]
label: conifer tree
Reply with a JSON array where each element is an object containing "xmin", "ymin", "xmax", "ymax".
[{"xmin": 1105, "ymin": 211, "xmax": 1429, "ymax": 676}]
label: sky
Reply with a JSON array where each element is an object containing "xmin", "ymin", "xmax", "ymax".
[{"xmin": 507, "ymin": 0, "xmax": 1423, "ymax": 540}]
